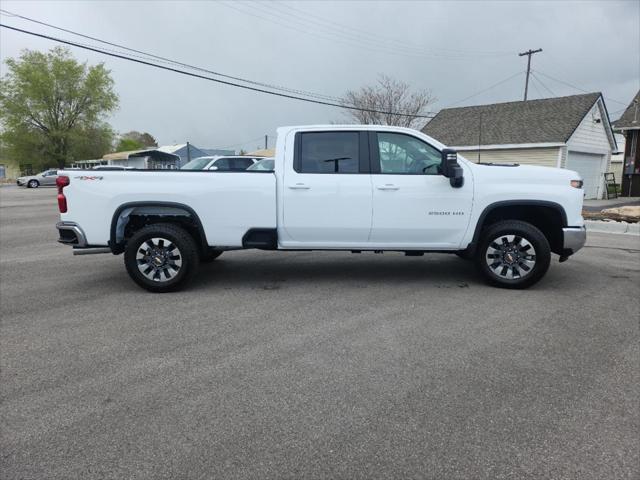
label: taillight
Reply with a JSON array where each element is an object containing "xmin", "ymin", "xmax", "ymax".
[{"xmin": 56, "ymin": 175, "xmax": 70, "ymax": 213}]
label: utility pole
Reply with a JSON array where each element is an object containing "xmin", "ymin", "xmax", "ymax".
[
  {"xmin": 518, "ymin": 48, "xmax": 543, "ymax": 101},
  {"xmin": 264, "ymin": 135, "xmax": 268, "ymax": 150}
]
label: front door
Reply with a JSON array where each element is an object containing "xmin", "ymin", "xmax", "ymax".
[
  {"xmin": 281, "ymin": 131, "xmax": 372, "ymax": 247},
  {"xmin": 369, "ymin": 132, "xmax": 473, "ymax": 248}
]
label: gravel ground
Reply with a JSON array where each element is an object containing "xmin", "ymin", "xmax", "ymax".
[{"xmin": 1, "ymin": 186, "xmax": 639, "ymax": 479}]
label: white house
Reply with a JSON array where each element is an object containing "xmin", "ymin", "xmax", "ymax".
[{"xmin": 423, "ymin": 92, "xmax": 617, "ymax": 199}]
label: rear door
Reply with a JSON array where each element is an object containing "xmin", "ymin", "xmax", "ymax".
[
  {"xmin": 281, "ymin": 131, "xmax": 372, "ymax": 246},
  {"xmin": 369, "ymin": 131, "xmax": 473, "ymax": 248}
]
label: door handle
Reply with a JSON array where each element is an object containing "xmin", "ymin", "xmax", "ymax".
[
  {"xmin": 288, "ymin": 183, "xmax": 310, "ymax": 190},
  {"xmin": 376, "ymin": 184, "xmax": 399, "ymax": 190}
]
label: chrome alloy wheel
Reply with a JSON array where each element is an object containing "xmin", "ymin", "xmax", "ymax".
[
  {"xmin": 485, "ymin": 234, "xmax": 536, "ymax": 280},
  {"xmin": 135, "ymin": 237, "xmax": 182, "ymax": 282}
]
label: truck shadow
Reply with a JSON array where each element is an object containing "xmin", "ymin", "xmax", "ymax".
[{"xmin": 192, "ymin": 252, "xmax": 482, "ymax": 291}]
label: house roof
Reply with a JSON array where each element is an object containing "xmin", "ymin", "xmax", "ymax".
[
  {"xmin": 612, "ymin": 90, "xmax": 640, "ymax": 131},
  {"xmin": 245, "ymin": 148, "xmax": 275, "ymax": 157},
  {"xmin": 102, "ymin": 148, "xmax": 180, "ymax": 161},
  {"xmin": 156, "ymin": 144, "xmax": 187, "ymax": 154},
  {"xmin": 422, "ymin": 92, "xmax": 602, "ymax": 147}
]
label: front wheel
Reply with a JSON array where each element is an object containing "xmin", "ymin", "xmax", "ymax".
[
  {"xmin": 27, "ymin": 180, "xmax": 39, "ymax": 188},
  {"xmin": 476, "ymin": 220, "xmax": 551, "ymax": 289},
  {"xmin": 124, "ymin": 223, "xmax": 199, "ymax": 293}
]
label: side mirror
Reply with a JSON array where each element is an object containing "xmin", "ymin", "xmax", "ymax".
[
  {"xmin": 441, "ymin": 149, "xmax": 464, "ymax": 188},
  {"xmin": 209, "ymin": 166, "xmax": 218, "ymax": 171}
]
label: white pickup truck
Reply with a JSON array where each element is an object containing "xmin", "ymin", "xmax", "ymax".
[{"xmin": 56, "ymin": 125, "xmax": 586, "ymax": 292}]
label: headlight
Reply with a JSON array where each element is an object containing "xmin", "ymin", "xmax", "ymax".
[{"xmin": 570, "ymin": 180, "xmax": 583, "ymax": 189}]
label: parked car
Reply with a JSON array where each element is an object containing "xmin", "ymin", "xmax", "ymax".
[
  {"xmin": 55, "ymin": 125, "xmax": 586, "ymax": 293},
  {"xmin": 181, "ymin": 156, "xmax": 262, "ymax": 171},
  {"xmin": 247, "ymin": 157, "xmax": 275, "ymax": 171},
  {"xmin": 16, "ymin": 169, "xmax": 58, "ymax": 188},
  {"xmin": 92, "ymin": 165, "xmax": 135, "ymax": 171}
]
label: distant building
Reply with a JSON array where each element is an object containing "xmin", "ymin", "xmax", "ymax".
[
  {"xmin": 81, "ymin": 143, "xmax": 209, "ymax": 169},
  {"xmin": 423, "ymin": 92, "xmax": 617, "ymax": 199},
  {"xmin": 155, "ymin": 144, "xmax": 208, "ymax": 168},
  {"xmin": 245, "ymin": 148, "xmax": 275, "ymax": 157},
  {"xmin": 200, "ymin": 148, "xmax": 235, "ymax": 157},
  {"xmin": 610, "ymin": 133, "xmax": 626, "ymax": 184},
  {"xmin": 612, "ymin": 90, "xmax": 640, "ymax": 197}
]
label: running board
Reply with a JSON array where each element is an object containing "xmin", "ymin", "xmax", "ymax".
[{"xmin": 73, "ymin": 248, "xmax": 112, "ymax": 255}]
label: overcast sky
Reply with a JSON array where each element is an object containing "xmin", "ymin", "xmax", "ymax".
[{"xmin": 1, "ymin": 0, "xmax": 638, "ymax": 152}]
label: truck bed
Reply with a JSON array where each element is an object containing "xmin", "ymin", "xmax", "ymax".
[{"xmin": 59, "ymin": 170, "xmax": 277, "ymax": 247}]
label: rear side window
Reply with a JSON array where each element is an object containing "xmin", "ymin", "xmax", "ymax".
[{"xmin": 296, "ymin": 132, "xmax": 360, "ymax": 173}]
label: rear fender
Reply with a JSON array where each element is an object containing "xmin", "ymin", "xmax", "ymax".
[{"xmin": 109, "ymin": 202, "xmax": 208, "ymax": 253}]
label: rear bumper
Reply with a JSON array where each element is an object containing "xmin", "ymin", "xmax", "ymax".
[
  {"xmin": 56, "ymin": 221, "xmax": 88, "ymax": 247},
  {"xmin": 562, "ymin": 226, "xmax": 586, "ymax": 255}
]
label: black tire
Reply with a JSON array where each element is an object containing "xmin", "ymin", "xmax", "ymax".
[
  {"xmin": 27, "ymin": 180, "xmax": 39, "ymax": 188},
  {"xmin": 200, "ymin": 249, "xmax": 223, "ymax": 263},
  {"xmin": 124, "ymin": 223, "xmax": 199, "ymax": 293},
  {"xmin": 476, "ymin": 220, "xmax": 551, "ymax": 289}
]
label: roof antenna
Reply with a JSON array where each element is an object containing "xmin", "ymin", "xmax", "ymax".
[{"xmin": 477, "ymin": 111, "xmax": 482, "ymax": 163}]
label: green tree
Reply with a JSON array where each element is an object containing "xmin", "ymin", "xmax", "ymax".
[
  {"xmin": 0, "ymin": 47, "xmax": 118, "ymax": 169},
  {"xmin": 115, "ymin": 137, "xmax": 144, "ymax": 152},
  {"xmin": 121, "ymin": 130, "xmax": 158, "ymax": 147}
]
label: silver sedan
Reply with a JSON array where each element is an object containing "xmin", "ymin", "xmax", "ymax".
[{"xmin": 16, "ymin": 170, "xmax": 58, "ymax": 188}]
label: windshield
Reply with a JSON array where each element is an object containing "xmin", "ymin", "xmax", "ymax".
[
  {"xmin": 181, "ymin": 157, "xmax": 214, "ymax": 170},
  {"xmin": 247, "ymin": 158, "xmax": 275, "ymax": 171}
]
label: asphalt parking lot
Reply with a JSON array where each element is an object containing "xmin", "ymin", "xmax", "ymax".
[{"xmin": 1, "ymin": 185, "xmax": 639, "ymax": 479}]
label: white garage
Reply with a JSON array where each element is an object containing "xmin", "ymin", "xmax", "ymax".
[
  {"xmin": 423, "ymin": 92, "xmax": 618, "ymax": 199},
  {"xmin": 566, "ymin": 151, "xmax": 606, "ymax": 199}
]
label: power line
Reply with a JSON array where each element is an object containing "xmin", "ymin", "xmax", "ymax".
[
  {"xmin": 0, "ymin": 23, "xmax": 436, "ymax": 119},
  {"xmin": 535, "ymin": 70, "xmax": 629, "ymax": 106},
  {"xmin": 212, "ymin": 136, "xmax": 268, "ymax": 150},
  {"xmin": 443, "ymin": 71, "xmax": 525, "ymax": 108},
  {"xmin": 0, "ymin": 8, "xmax": 341, "ymax": 102},
  {"xmin": 530, "ymin": 71, "xmax": 556, "ymax": 97},
  {"xmin": 220, "ymin": 1, "xmax": 508, "ymax": 61},
  {"xmin": 247, "ymin": 0, "xmax": 513, "ymax": 59},
  {"xmin": 278, "ymin": 0, "xmax": 514, "ymax": 56}
]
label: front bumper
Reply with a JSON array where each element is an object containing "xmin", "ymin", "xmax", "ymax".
[
  {"xmin": 56, "ymin": 221, "xmax": 88, "ymax": 247},
  {"xmin": 562, "ymin": 226, "xmax": 586, "ymax": 255}
]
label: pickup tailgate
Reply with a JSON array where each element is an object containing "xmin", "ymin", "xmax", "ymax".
[{"xmin": 59, "ymin": 170, "xmax": 277, "ymax": 247}]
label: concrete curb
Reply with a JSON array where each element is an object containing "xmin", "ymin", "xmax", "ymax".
[{"xmin": 585, "ymin": 220, "xmax": 640, "ymax": 235}]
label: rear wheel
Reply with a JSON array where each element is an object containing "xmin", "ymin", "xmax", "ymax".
[
  {"xmin": 27, "ymin": 180, "xmax": 39, "ymax": 188},
  {"xmin": 476, "ymin": 220, "xmax": 550, "ymax": 289},
  {"xmin": 124, "ymin": 223, "xmax": 199, "ymax": 292}
]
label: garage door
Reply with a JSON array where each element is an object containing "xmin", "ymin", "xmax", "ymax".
[{"xmin": 566, "ymin": 152, "xmax": 604, "ymax": 199}]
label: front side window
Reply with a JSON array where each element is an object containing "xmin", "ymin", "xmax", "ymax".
[
  {"xmin": 377, "ymin": 132, "xmax": 441, "ymax": 175},
  {"xmin": 297, "ymin": 132, "xmax": 359, "ymax": 173}
]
